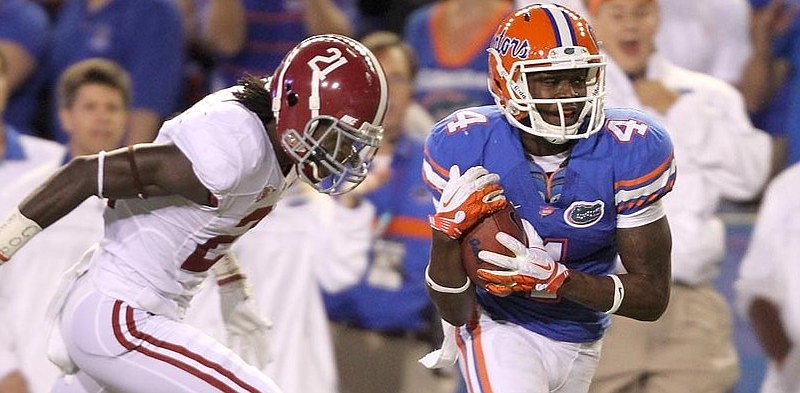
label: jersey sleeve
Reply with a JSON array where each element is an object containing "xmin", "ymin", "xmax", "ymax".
[
  {"xmin": 159, "ymin": 103, "xmax": 265, "ymax": 199},
  {"xmin": 608, "ymin": 109, "xmax": 677, "ymax": 218},
  {"xmin": 421, "ymin": 108, "xmax": 494, "ymax": 200}
]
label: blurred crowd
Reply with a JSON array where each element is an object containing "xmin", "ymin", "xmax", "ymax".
[{"xmin": 1, "ymin": 0, "xmax": 799, "ymax": 393}]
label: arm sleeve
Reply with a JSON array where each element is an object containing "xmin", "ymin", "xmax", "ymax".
[
  {"xmin": 163, "ymin": 108, "xmax": 265, "ymax": 201},
  {"xmin": 613, "ymin": 113, "xmax": 677, "ymax": 217},
  {"xmin": 420, "ymin": 114, "xmax": 486, "ymax": 200}
]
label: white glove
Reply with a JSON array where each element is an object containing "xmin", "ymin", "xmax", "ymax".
[
  {"xmin": 214, "ymin": 254, "xmax": 272, "ymax": 369},
  {"xmin": 476, "ymin": 219, "xmax": 569, "ymax": 297},
  {"xmin": 219, "ymin": 282, "xmax": 273, "ymax": 369},
  {"xmin": 429, "ymin": 165, "xmax": 507, "ymax": 239}
]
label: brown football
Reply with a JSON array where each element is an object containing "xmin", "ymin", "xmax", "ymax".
[{"xmin": 459, "ymin": 203, "xmax": 528, "ymax": 288}]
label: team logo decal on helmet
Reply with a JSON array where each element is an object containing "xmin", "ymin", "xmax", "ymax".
[{"xmin": 490, "ymin": 31, "xmax": 531, "ymax": 60}]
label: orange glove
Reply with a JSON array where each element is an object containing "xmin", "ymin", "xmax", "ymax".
[
  {"xmin": 476, "ymin": 219, "xmax": 568, "ymax": 297},
  {"xmin": 428, "ymin": 165, "xmax": 507, "ymax": 239}
]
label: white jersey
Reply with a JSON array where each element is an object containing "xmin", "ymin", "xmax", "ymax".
[
  {"xmin": 90, "ymin": 87, "xmax": 289, "ymax": 319},
  {"xmin": 737, "ymin": 164, "xmax": 800, "ymax": 393},
  {"xmin": 184, "ymin": 184, "xmax": 374, "ymax": 393},
  {"xmin": 604, "ymin": 53, "xmax": 772, "ymax": 285}
]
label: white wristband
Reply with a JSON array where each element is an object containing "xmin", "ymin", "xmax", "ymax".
[
  {"xmin": 0, "ymin": 208, "xmax": 42, "ymax": 263},
  {"xmin": 97, "ymin": 150, "xmax": 106, "ymax": 198},
  {"xmin": 425, "ymin": 265, "xmax": 471, "ymax": 294},
  {"xmin": 604, "ymin": 274, "xmax": 624, "ymax": 314}
]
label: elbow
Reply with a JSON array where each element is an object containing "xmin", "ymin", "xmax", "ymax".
[
  {"xmin": 67, "ymin": 156, "xmax": 96, "ymax": 184},
  {"xmin": 637, "ymin": 287, "xmax": 671, "ymax": 322},
  {"xmin": 64, "ymin": 156, "xmax": 100, "ymax": 198}
]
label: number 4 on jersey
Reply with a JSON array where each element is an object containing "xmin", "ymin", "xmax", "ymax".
[
  {"xmin": 606, "ymin": 119, "xmax": 649, "ymax": 143},
  {"xmin": 446, "ymin": 110, "xmax": 488, "ymax": 134}
]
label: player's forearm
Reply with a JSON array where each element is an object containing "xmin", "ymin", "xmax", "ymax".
[
  {"xmin": 19, "ymin": 156, "xmax": 97, "ymax": 229},
  {"xmin": 560, "ymin": 218, "xmax": 672, "ymax": 320},
  {"xmin": 427, "ymin": 231, "xmax": 476, "ymax": 326},
  {"xmin": 1, "ymin": 158, "xmax": 96, "ymax": 262},
  {"xmin": 560, "ymin": 270, "xmax": 669, "ymax": 321}
]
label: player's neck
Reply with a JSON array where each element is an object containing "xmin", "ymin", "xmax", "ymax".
[{"xmin": 520, "ymin": 134, "xmax": 573, "ymax": 157}]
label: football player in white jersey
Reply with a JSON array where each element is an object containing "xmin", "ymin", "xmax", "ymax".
[{"xmin": 0, "ymin": 34, "xmax": 387, "ymax": 393}]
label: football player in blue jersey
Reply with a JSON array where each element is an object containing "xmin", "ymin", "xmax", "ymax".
[{"xmin": 419, "ymin": 3, "xmax": 677, "ymax": 392}]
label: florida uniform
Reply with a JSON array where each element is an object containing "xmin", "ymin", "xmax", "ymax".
[{"xmin": 422, "ymin": 105, "xmax": 676, "ymax": 389}]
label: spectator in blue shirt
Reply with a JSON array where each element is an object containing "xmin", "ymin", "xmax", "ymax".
[{"xmin": 45, "ymin": 0, "xmax": 184, "ymax": 145}]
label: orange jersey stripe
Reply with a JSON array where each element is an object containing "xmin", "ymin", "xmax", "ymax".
[
  {"xmin": 614, "ymin": 153, "xmax": 674, "ymax": 189},
  {"xmin": 423, "ymin": 145, "xmax": 450, "ymax": 178}
]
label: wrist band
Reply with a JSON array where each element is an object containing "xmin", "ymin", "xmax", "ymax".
[
  {"xmin": 0, "ymin": 209, "xmax": 43, "ymax": 263},
  {"xmin": 97, "ymin": 150, "xmax": 106, "ymax": 198},
  {"xmin": 425, "ymin": 265, "xmax": 471, "ymax": 294},
  {"xmin": 604, "ymin": 274, "xmax": 624, "ymax": 314}
]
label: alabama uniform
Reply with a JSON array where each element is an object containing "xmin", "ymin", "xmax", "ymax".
[
  {"xmin": 51, "ymin": 87, "xmax": 285, "ymax": 393},
  {"xmin": 422, "ymin": 104, "xmax": 676, "ymax": 391}
]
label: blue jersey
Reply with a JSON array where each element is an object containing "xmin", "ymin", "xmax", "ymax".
[
  {"xmin": 47, "ymin": 0, "xmax": 184, "ymax": 142},
  {"xmin": 423, "ymin": 106, "xmax": 676, "ymax": 342}
]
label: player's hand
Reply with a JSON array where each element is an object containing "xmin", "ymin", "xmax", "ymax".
[
  {"xmin": 429, "ymin": 165, "xmax": 507, "ymax": 239},
  {"xmin": 219, "ymin": 281, "xmax": 272, "ymax": 369},
  {"xmin": 476, "ymin": 219, "xmax": 568, "ymax": 297}
]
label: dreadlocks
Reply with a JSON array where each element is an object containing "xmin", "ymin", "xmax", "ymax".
[{"xmin": 232, "ymin": 75, "xmax": 274, "ymax": 128}]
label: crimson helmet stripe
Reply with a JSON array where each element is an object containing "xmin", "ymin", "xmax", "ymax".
[{"xmin": 541, "ymin": 4, "xmax": 577, "ymax": 47}]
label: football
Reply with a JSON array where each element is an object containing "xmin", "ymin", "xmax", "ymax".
[{"xmin": 459, "ymin": 203, "xmax": 528, "ymax": 288}]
